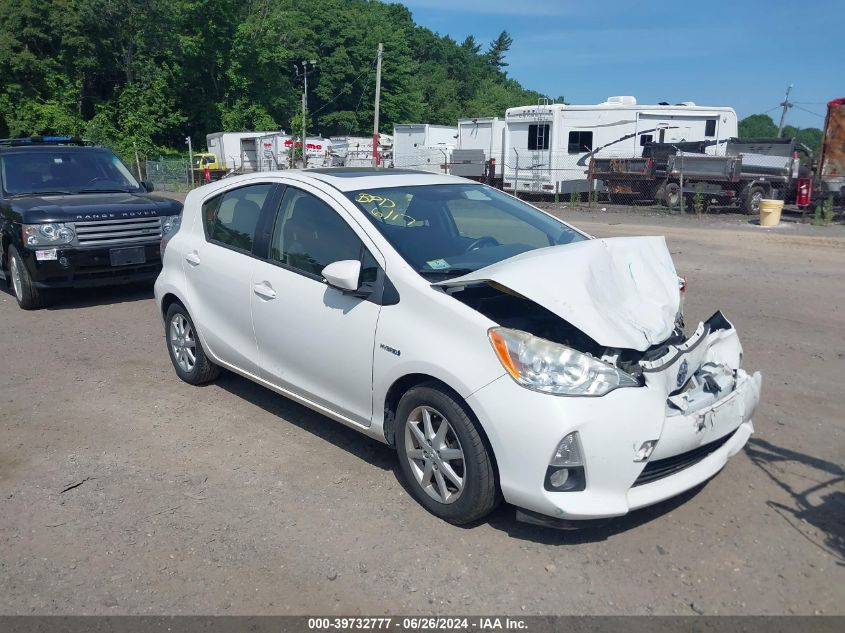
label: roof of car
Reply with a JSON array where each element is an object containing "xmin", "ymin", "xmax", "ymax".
[{"xmin": 286, "ymin": 168, "xmax": 470, "ymax": 192}]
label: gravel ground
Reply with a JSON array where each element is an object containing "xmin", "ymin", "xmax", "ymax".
[{"xmin": 0, "ymin": 201, "xmax": 842, "ymax": 615}]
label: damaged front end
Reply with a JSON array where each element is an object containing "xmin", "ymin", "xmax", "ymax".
[{"xmin": 440, "ymin": 237, "xmax": 761, "ymax": 520}]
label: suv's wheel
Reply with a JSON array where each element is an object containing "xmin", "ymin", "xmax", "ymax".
[
  {"xmin": 8, "ymin": 246, "xmax": 47, "ymax": 310},
  {"xmin": 165, "ymin": 303, "xmax": 219, "ymax": 385},
  {"xmin": 395, "ymin": 384, "xmax": 499, "ymax": 524}
]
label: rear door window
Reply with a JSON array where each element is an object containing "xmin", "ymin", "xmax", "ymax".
[{"xmin": 202, "ymin": 183, "xmax": 273, "ymax": 253}]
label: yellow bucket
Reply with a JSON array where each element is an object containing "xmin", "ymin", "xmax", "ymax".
[{"xmin": 759, "ymin": 199, "xmax": 784, "ymax": 226}]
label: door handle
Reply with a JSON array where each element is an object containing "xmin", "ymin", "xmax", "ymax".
[
  {"xmin": 185, "ymin": 252, "xmax": 201, "ymax": 266},
  {"xmin": 253, "ymin": 282, "xmax": 277, "ymax": 300}
]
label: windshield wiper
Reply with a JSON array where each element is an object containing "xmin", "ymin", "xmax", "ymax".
[
  {"xmin": 9, "ymin": 190, "xmax": 73, "ymax": 198},
  {"xmin": 417, "ymin": 267, "xmax": 475, "ymax": 279},
  {"xmin": 77, "ymin": 188, "xmax": 134, "ymax": 194}
]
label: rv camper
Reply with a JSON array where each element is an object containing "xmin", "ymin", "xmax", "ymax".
[
  {"xmin": 502, "ymin": 97, "xmax": 738, "ymax": 195},
  {"xmin": 392, "ymin": 124, "xmax": 457, "ymax": 174}
]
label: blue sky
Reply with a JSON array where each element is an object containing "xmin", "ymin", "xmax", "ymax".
[{"xmin": 396, "ymin": 0, "xmax": 844, "ymax": 129}]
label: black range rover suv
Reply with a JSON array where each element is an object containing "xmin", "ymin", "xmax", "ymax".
[{"xmin": 0, "ymin": 136, "xmax": 182, "ymax": 309}]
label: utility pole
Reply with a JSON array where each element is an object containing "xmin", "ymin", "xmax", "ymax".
[
  {"xmin": 185, "ymin": 136, "xmax": 194, "ymax": 186},
  {"xmin": 293, "ymin": 59, "xmax": 317, "ymax": 167},
  {"xmin": 777, "ymin": 84, "xmax": 793, "ymax": 137},
  {"xmin": 372, "ymin": 43, "xmax": 383, "ymax": 168}
]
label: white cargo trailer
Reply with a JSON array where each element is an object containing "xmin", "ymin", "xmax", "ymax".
[
  {"xmin": 206, "ymin": 131, "xmax": 277, "ymax": 172},
  {"xmin": 392, "ymin": 124, "xmax": 457, "ymax": 174},
  {"xmin": 503, "ymin": 97, "xmax": 738, "ymax": 194},
  {"xmin": 457, "ymin": 117, "xmax": 506, "ymax": 181}
]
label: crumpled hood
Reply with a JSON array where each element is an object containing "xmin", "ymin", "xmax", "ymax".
[{"xmin": 437, "ymin": 236, "xmax": 681, "ymax": 351}]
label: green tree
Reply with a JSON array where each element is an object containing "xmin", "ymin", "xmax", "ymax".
[
  {"xmin": 738, "ymin": 113, "xmax": 778, "ymax": 138},
  {"xmin": 485, "ymin": 31, "xmax": 513, "ymax": 69}
]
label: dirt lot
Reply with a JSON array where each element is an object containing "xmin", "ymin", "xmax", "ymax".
[{"xmin": 0, "ymin": 203, "xmax": 843, "ymax": 615}]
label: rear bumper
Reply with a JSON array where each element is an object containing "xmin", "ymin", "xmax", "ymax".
[{"xmin": 20, "ymin": 243, "xmax": 162, "ymax": 288}]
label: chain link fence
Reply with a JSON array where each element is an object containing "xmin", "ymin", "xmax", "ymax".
[{"xmin": 144, "ymin": 158, "xmax": 197, "ymax": 192}]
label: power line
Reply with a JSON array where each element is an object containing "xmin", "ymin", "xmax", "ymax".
[
  {"xmin": 309, "ymin": 55, "xmax": 379, "ymax": 119},
  {"xmin": 792, "ymin": 104, "xmax": 825, "ymax": 118}
]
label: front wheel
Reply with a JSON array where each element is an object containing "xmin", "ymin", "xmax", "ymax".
[
  {"xmin": 396, "ymin": 385, "xmax": 499, "ymax": 524},
  {"xmin": 165, "ymin": 303, "xmax": 220, "ymax": 385},
  {"xmin": 7, "ymin": 246, "xmax": 47, "ymax": 309}
]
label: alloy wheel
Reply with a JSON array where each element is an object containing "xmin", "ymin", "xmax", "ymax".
[
  {"xmin": 10, "ymin": 256, "xmax": 22, "ymax": 299},
  {"xmin": 169, "ymin": 313, "xmax": 197, "ymax": 373},
  {"xmin": 404, "ymin": 405, "xmax": 466, "ymax": 504}
]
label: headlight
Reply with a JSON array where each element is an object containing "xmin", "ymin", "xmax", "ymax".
[
  {"xmin": 23, "ymin": 223, "xmax": 75, "ymax": 246},
  {"xmin": 162, "ymin": 214, "xmax": 182, "ymax": 238},
  {"xmin": 488, "ymin": 327, "xmax": 640, "ymax": 397}
]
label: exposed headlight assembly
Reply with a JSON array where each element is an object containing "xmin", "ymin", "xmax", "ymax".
[
  {"xmin": 161, "ymin": 214, "xmax": 182, "ymax": 238},
  {"xmin": 23, "ymin": 223, "xmax": 75, "ymax": 246},
  {"xmin": 488, "ymin": 327, "xmax": 640, "ymax": 397}
]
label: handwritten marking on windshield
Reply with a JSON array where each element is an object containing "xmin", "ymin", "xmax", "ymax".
[{"xmin": 356, "ymin": 193, "xmax": 396, "ymax": 208}]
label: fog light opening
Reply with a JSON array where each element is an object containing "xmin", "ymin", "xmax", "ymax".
[
  {"xmin": 549, "ymin": 468, "xmax": 570, "ymax": 488},
  {"xmin": 634, "ymin": 439, "xmax": 658, "ymax": 463}
]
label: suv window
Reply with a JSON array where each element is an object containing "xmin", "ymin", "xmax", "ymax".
[
  {"xmin": 203, "ymin": 183, "xmax": 272, "ymax": 252},
  {"xmin": 270, "ymin": 187, "xmax": 368, "ymax": 278}
]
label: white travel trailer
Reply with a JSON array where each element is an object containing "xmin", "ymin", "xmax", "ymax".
[
  {"xmin": 206, "ymin": 131, "xmax": 277, "ymax": 171},
  {"xmin": 392, "ymin": 124, "xmax": 457, "ymax": 174},
  {"xmin": 503, "ymin": 97, "xmax": 738, "ymax": 194},
  {"xmin": 457, "ymin": 117, "xmax": 506, "ymax": 181}
]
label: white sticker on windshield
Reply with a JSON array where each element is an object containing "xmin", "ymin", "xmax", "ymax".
[
  {"xmin": 425, "ymin": 259, "xmax": 450, "ymax": 270},
  {"xmin": 463, "ymin": 189, "xmax": 493, "ymax": 201}
]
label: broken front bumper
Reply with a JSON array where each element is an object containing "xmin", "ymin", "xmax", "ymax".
[{"xmin": 466, "ymin": 312, "xmax": 762, "ymax": 521}]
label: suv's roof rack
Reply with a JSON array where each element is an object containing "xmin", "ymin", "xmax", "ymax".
[{"xmin": 0, "ymin": 135, "xmax": 94, "ymax": 147}]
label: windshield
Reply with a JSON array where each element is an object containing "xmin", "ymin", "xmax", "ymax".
[
  {"xmin": 0, "ymin": 149, "xmax": 142, "ymax": 195},
  {"xmin": 346, "ymin": 184, "xmax": 587, "ymax": 278}
]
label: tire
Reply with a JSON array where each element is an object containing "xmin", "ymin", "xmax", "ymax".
[
  {"xmin": 661, "ymin": 182, "xmax": 680, "ymax": 208},
  {"xmin": 395, "ymin": 384, "xmax": 499, "ymax": 524},
  {"xmin": 742, "ymin": 185, "xmax": 765, "ymax": 215},
  {"xmin": 7, "ymin": 246, "xmax": 47, "ymax": 310},
  {"xmin": 164, "ymin": 302, "xmax": 220, "ymax": 385}
]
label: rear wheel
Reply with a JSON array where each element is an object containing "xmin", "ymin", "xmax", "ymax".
[
  {"xmin": 8, "ymin": 246, "xmax": 47, "ymax": 310},
  {"xmin": 661, "ymin": 182, "xmax": 680, "ymax": 208},
  {"xmin": 165, "ymin": 303, "xmax": 220, "ymax": 384},
  {"xmin": 743, "ymin": 185, "xmax": 765, "ymax": 215},
  {"xmin": 395, "ymin": 384, "xmax": 499, "ymax": 524}
]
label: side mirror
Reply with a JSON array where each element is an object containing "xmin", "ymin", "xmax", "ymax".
[
  {"xmin": 141, "ymin": 180, "xmax": 155, "ymax": 192},
  {"xmin": 322, "ymin": 260, "xmax": 361, "ymax": 292}
]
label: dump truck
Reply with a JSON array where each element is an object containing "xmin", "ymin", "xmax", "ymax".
[{"xmin": 591, "ymin": 138, "xmax": 812, "ymax": 213}]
